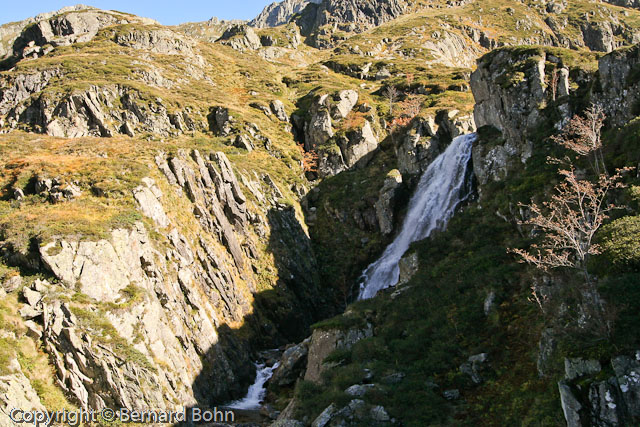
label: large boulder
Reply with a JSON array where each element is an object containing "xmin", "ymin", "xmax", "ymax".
[
  {"xmin": 270, "ymin": 341, "xmax": 309, "ymax": 387},
  {"xmin": 331, "ymin": 90, "xmax": 359, "ymax": 120},
  {"xmin": 336, "ymin": 120, "xmax": 379, "ymax": 168},
  {"xmin": 374, "ymin": 170, "xmax": 402, "ymax": 235},
  {"xmin": 302, "ymin": 91, "xmax": 379, "ymax": 178},
  {"xmin": 133, "ymin": 177, "xmax": 170, "ymax": 228},
  {"xmin": 304, "ymin": 95, "xmax": 334, "ymax": 151},
  {"xmin": 304, "ymin": 324, "xmax": 373, "ymax": 384},
  {"xmin": 217, "ymin": 25, "xmax": 261, "ymax": 51}
]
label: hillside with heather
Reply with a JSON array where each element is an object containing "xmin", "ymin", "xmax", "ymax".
[{"xmin": 1, "ymin": 1, "xmax": 640, "ymax": 426}]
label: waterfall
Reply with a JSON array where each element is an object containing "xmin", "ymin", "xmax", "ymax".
[
  {"xmin": 358, "ymin": 133, "xmax": 477, "ymax": 300},
  {"xmin": 226, "ymin": 362, "xmax": 280, "ymax": 410}
]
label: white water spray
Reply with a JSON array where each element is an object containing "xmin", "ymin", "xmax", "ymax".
[
  {"xmin": 358, "ymin": 133, "xmax": 477, "ymax": 300},
  {"xmin": 226, "ymin": 362, "xmax": 280, "ymax": 410}
]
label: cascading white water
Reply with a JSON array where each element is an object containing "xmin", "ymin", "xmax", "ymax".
[
  {"xmin": 358, "ymin": 133, "xmax": 477, "ymax": 300},
  {"xmin": 226, "ymin": 362, "xmax": 280, "ymax": 410}
]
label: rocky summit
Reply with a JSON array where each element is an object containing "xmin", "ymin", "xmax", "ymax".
[{"xmin": 1, "ymin": 1, "xmax": 640, "ymax": 426}]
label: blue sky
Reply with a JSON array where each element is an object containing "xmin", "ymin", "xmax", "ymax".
[{"xmin": 1, "ymin": 1, "xmax": 275, "ymax": 26}]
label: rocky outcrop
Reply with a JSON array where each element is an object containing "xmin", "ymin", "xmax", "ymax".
[
  {"xmin": 2, "ymin": 9, "xmax": 157, "ymax": 67},
  {"xmin": 581, "ymin": 20, "xmax": 618, "ymax": 53},
  {"xmin": 2, "ymin": 146, "xmax": 325, "ymax": 411},
  {"xmin": 270, "ymin": 99, "xmax": 289, "ymax": 122},
  {"xmin": 422, "ymin": 30, "xmax": 484, "ymax": 68},
  {"xmin": 43, "ymin": 299, "xmax": 173, "ymax": 410},
  {"xmin": 1, "ymin": 81, "xmax": 198, "ymax": 137},
  {"xmin": 250, "ymin": 0, "xmax": 321, "ymax": 28},
  {"xmin": 597, "ymin": 43, "xmax": 640, "ymax": 127},
  {"xmin": 471, "ymin": 49, "xmax": 547, "ymax": 154},
  {"xmin": 336, "ymin": 120, "xmax": 378, "ymax": 167},
  {"xmin": 557, "ymin": 351, "xmax": 640, "ymax": 426},
  {"xmin": 301, "ymin": 90, "xmax": 379, "ymax": 178},
  {"xmin": 0, "ymin": 360, "xmax": 45, "ymax": 425},
  {"xmin": 299, "ymin": 0, "xmax": 408, "ymax": 48},
  {"xmin": 396, "ymin": 111, "xmax": 475, "ymax": 178},
  {"xmin": 113, "ymin": 27, "xmax": 198, "ymax": 57},
  {"xmin": 304, "ymin": 95, "xmax": 334, "ymax": 151},
  {"xmin": 0, "ymin": 68, "xmax": 61, "ymax": 117},
  {"xmin": 218, "ymin": 25, "xmax": 262, "ymax": 52},
  {"xmin": 304, "ymin": 324, "xmax": 373, "ymax": 384},
  {"xmin": 470, "ymin": 48, "xmax": 571, "ymax": 186},
  {"xmin": 374, "ymin": 170, "xmax": 402, "ymax": 235}
]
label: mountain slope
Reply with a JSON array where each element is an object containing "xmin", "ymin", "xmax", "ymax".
[{"xmin": 0, "ymin": 1, "xmax": 640, "ymax": 426}]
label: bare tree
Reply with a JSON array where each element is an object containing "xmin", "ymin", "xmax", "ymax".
[
  {"xmin": 551, "ymin": 104, "xmax": 606, "ymax": 176},
  {"xmin": 401, "ymin": 94, "xmax": 422, "ymax": 119},
  {"xmin": 511, "ymin": 167, "xmax": 626, "ymax": 284},
  {"xmin": 298, "ymin": 142, "xmax": 318, "ymax": 173},
  {"xmin": 383, "ymin": 85, "xmax": 398, "ymax": 115}
]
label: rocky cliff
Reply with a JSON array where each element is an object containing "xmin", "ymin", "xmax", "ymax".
[
  {"xmin": 470, "ymin": 46, "xmax": 598, "ymax": 187},
  {"xmin": 2, "ymin": 141, "xmax": 326, "ymax": 411},
  {"xmin": 250, "ymin": 0, "xmax": 322, "ymax": 29}
]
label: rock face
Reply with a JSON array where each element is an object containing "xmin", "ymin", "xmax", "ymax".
[
  {"xmin": 471, "ymin": 49, "xmax": 547, "ymax": 159},
  {"xmin": 2, "ymin": 148, "xmax": 326, "ymax": 411},
  {"xmin": 0, "ymin": 82, "xmax": 198, "ymax": 138},
  {"xmin": 301, "ymin": 91, "xmax": 379, "ymax": 178},
  {"xmin": 470, "ymin": 48, "xmax": 571, "ymax": 187},
  {"xmin": 38, "ymin": 223, "xmax": 251, "ymax": 406},
  {"xmin": 113, "ymin": 27, "xmax": 197, "ymax": 57},
  {"xmin": 3, "ymin": 8, "xmax": 156, "ymax": 67},
  {"xmin": 0, "ymin": 361, "xmax": 46, "ymax": 425},
  {"xmin": 250, "ymin": 0, "xmax": 321, "ymax": 28},
  {"xmin": 598, "ymin": 43, "xmax": 640, "ymax": 127},
  {"xmin": 422, "ymin": 30, "xmax": 484, "ymax": 68},
  {"xmin": 336, "ymin": 120, "xmax": 378, "ymax": 168},
  {"xmin": 581, "ymin": 20, "xmax": 618, "ymax": 53},
  {"xmin": 304, "ymin": 95, "xmax": 335, "ymax": 151},
  {"xmin": 304, "ymin": 324, "xmax": 373, "ymax": 384},
  {"xmin": 396, "ymin": 112, "xmax": 475, "ymax": 177},
  {"xmin": 299, "ymin": 0, "xmax": 408, "ymax": 48},
  {"xmin": 556, "ymin": 350, "xmax": 640, "ymax": 426},
  {"xmin": 471, "ymin": 44, "xmax": 640, "ymax": 189},
  {"xmin": 374, "ymin": 171, "xmax": 402, "ymax": 235},
  {"xmin": 218, "ymin": 25, "xmax": 262, "ymax": 52},
  {"xmin": 133, "ymin": 178, "xmax": 170, "ymax": 228}
]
